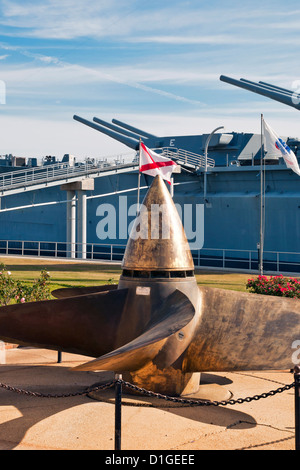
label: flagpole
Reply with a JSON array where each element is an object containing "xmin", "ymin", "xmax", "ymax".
[
  {"xmin": 259, "ymin": 113, "xmax": 265, "ymax": 275},
  {"xmin": 137, "ymin": 138, "xmax": 141, "ymax": 215},
  {"xmin": 170, "ymin": 177, "xmax": 174, "ymax": 197}
]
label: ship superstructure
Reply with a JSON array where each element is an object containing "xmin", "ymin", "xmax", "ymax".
[{"xmin": 1, "ymin": 76, "xmax": 300, "ymax": 274}]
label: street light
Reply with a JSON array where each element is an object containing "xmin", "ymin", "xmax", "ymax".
[{"xmin": 203, "ymin": 126, "xmax": 224, "ymax": 200}]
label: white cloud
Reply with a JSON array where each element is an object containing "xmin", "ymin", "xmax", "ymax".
[
  {"xmin": 0, "ymin": 0, "xmax": 140, "ymax": 39},
  {"xmin": 133, "ymin": 34, "xmax": 300, "ymax": 46},
  {"xmin": 1, "ymin": 0, "xmax": 299, "ymax": 41},
  {"xmin": 0, "ymin": 50, "xmax": 209, "ymax": 106}
]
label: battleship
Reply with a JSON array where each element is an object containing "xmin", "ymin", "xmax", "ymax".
[{"xmin": 1, "ymin": 75, "xmax": 300, "ymax": 273}]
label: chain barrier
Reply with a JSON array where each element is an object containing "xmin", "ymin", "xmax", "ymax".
[
  {"xmin": 0, "ymin": 380, "xmax": 115, "ymax": 398},
  {"xmin": 0, "ymin": 378, "xmax": 295, "ymax": 406},
  {"xmin": 1, "ymin": 375, "xmax": 298, "ymax": 451},
  {"xmin": 120, "ymin": 379, "xmax": 295, "ymax": 406}
]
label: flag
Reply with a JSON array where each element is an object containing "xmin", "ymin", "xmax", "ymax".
[
  {"xmin": 263, "ymin": 119, "xmax": 300, "ymax": 176},
  {"xmin": 139, "ymin": 142, "xmax": 177, "ymax": 184}
]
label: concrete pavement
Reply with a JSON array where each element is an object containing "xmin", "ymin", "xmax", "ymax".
[{"xmin": 0, "ymin": 347, "xmax": 296, "ymax": 450}]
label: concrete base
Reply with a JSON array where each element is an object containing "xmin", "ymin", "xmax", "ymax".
[
  {"xmin": 117, "ymin": 365, "xmax": 232, "ymax": 402},
  {"xmin": 90, "ymin": 363, "xmax": 231, "ymax": 403},
  {"xmin": 89, "ymin": 383, "xmax": 232, "ymax": 407},
  {"xmin": 122, "ymin": 364, "xmax": 201, "ymax": 397}
]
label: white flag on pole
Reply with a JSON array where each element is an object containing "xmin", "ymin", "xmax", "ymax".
[
  {"xmin": 139, "ymin": 142, "xmax": 178, "ymax": 184},
  {"xmin": 263, "ymin": 119, "xmax": 300, "ymax": 176}
]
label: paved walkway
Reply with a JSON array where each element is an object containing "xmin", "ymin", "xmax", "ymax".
[{"xmin": 0, "ymin": 347, "xmax": 296, "ymax": 450}]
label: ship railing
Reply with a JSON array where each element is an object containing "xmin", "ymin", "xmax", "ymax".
[
  {"xmin": 0, "ymin": 155, "xmax": 137, "ymax": 192},
  {"xmin": 158, "ymin": 147, "xmax": 215, "ymax": 169},
  {"xmin": 192, "ymin": 247, "xmax": 300, "ymax": 275},
  {"xmin": 1, "ymin": 240, "xmax": 300, "ymax": 275},
  {"xmin": 0, "ymin": 240, "xmax": 127, "ymax": 263}
]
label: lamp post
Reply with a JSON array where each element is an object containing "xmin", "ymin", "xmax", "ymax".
[{"xmin": 204, "ymin": 126, "xmax": 224, "ymax": 200}]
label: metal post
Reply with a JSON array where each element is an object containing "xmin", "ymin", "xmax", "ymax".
[
  {"xmin": 77, "ymin": 190, "xmax": 87, "ymax": 259},
  {"xmin": 57, "ymin": 351, "xmax": 62, "ymax": 363},
  {"xmin": 66, "ymin": 190, "xmax": 76, "ymax": 259},
  {"xmin": 259, "ymin": 114, "xmax": 265, "ymax": 276},
  {"xmin": 170, "ymin": 177, "xmax": 174, "ymax": 198},
  {"xmin": 204, "ymin": 126, "xmax": 224, "ymax": 200},
  {"xmin": 294, "ymin": 366, "xmax": 300, "ymax": 450},
  {"xmin": 137, "ymin": 139, "xmax": 142, "ymax": 215},
  {"xmin": 114, "ymin": 373, "xmax": 122, "ymax": 451}
]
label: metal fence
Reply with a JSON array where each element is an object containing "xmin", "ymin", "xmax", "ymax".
[
  {"xmin": 1, "ymin": 240, "xmax": 300, "ymax": 275},
  {"xmin": 0, "ymin": 240, "xmax": 126, "ymax": 262},
  {"xmin": 193, "ymin": 247, "xmax": 300, "ymax": 274}
]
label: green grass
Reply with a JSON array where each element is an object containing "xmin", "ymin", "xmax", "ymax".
[
  {"xmin": 0, "ymin": 256, "xmax": 250, "ymax": 294},
  {"xmin": 195, "ymin": 272, "xmax": 249, "ymax": 292}
]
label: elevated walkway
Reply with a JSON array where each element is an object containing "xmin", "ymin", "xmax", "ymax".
[
  {"xmin": 0, "ymin": 147, "xmax": 211, "ymax": 197},
  {"xmin": 0, "ymin": 160, "xmax": 138, "ymax": 197}
]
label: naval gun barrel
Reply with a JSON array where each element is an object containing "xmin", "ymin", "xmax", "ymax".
[
  {"xmin": 112, "ymin": 118, "xmax": 157, "ymax": 139},
  {"xmin": 257, "ymin": 80, "xmax": 298, "ymax": 96},
  {"xmin": 93, "ymin": 117, "xmax": 145, "ymax": 141},
  {"xmin": 73, "ymin": 115, "xmax": 140, "ymax": 150},
  {"xmin": 220, "ymin": 75, "xmax": 300, "ymax": 110}
]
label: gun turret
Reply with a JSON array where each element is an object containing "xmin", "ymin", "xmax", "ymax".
[
  {"xmin": 220, "ymin": 75, "xmax": 300, "ymax": 110},
  {"xmin": 73, "ymin": 115, "xmax": 165, "ymax": 151}
]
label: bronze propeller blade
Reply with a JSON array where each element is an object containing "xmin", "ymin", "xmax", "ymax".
[
  {"xmin": 183, "ymin": 286, "xmax": 300, "ymax": 372},
  {"xmin": 0, "ymin": 288, "xmax": 129, "ymax": 358},
  {"xmin": 73, "ymin": 289, "xmax": 196, "ymax": 372},
  {"xmin": 51, "ymin": 284, "xmax": 117, "ymax": 298}
]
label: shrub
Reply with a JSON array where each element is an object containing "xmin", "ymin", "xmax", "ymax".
[
  {"xmin": 246, "ymin": 274, "xmax": 300, "ymax": 298},
  {"xmin": 0, "ymin": 264, "xmax": 51, "ymax": 306},
  {"xmin": 0, "ymin": 265, "xmax": 16, "ymax": 306}
]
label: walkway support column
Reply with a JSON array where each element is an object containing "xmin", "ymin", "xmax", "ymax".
[
  {"xmin": 77, "ymin": 190, "xmax": 87, "ymax": 259},
  {"xmin": 66, "ymin": 190, "xmax": 76, "ymax": 258},
  {"xmin": 61, "ymin": 179, "xmax": 94, "ymax": 259}
]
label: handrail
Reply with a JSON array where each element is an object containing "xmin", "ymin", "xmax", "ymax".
[{"xmin": 160, "ymin": 147, "xmax": 215, "ymax": 169}]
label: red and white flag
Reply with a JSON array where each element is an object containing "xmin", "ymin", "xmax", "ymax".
[{"xmin": 139, "ymin": 142, "xmax": 177, "ymax": 184}]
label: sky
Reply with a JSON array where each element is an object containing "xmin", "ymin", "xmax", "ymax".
[{"xmin": 0, "ymin": 0, "xmax": 300, "ymax": 160}]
